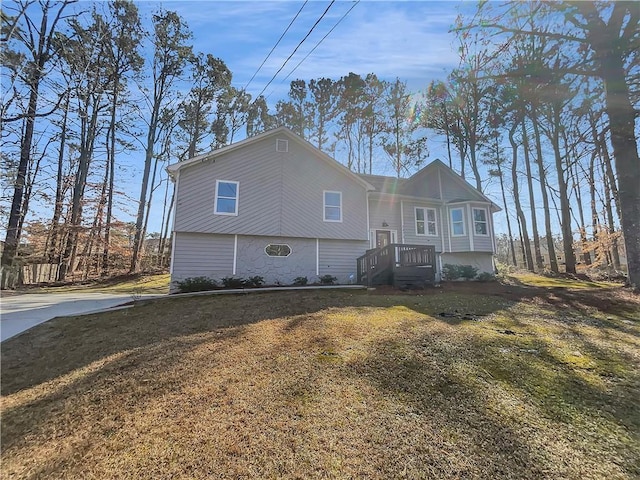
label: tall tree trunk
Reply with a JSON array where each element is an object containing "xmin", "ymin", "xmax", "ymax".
[
  {"xmin": 576, "ymin": 1, "xmax": 640, "ymax": 288},
  {"xmin": 602, "ymin": 158, "xmax": 622, "ymax": 270},
  {"xmin": 46, "ymin": 94, "xmax": 70, "ymax": 264},
  {"xmin": 495, "ymin": 137, "xmax": 517, "ymax": 266},
  {"xmin": 548, "ymin": 104, "xmax": 576, "ymax": 273},
  {"xmin": 58, "ymin": 97, "xmax": 101, "ymax": 281},
  {"xmin": 509, "ymin": 124, "xmax": 534, "ymax": 271},
  {"xmin": 521, "ymin": 120, "xmax": 543, "ymax": 270},
  {"xmin": 531, "ymin": 111, "xmax": 559, "ymax": 273},
  {"xmin": 2, "ymin": 7, "xmax": 48, "ymax": 271}
]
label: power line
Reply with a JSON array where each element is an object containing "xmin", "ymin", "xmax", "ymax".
[
  {"xmin": 255, "ymin": 0, "xmax": 335, "ymax": 100},
  {"xmin": 244, "ymin": 1, "xmax": 308, "ymax": 92},
  {"xmin": 270, "ymin": 0, "xmax": 360, "ymax": 97}
]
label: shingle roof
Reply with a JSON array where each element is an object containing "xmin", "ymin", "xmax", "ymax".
[{"xmin": 356, "ymin": 174, "xmax": 408, "ymax": 194}]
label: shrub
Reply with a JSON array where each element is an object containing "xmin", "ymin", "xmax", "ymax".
[
  {"xmin": 221, "ymin": 277, "xmax": 246, "ymax": 288},
  {"xmin": 442, "ymin": 264, "xmax": 478, "ymax": 281},
  {"xmin": 176, "ymin": 276, "xmax": 218, "ymax": 293},
  {"xmin": 319, "ymin": 274, "xmax": 337, "ymax": 285},
  {"xmin": 442, "ymin": 264, "xmax": 461, "ymax": 281},
  {"xmin": 477, "ymin": 272, "xmax": 496, "ymax": 282},
  {"xmin": 293, "ymin": 276, "xmax": 308, "ymax": 286},
  {"xmin": 246, "ymin": 276, "xmax": 265, "ymax": 288},
  {"xmin": 459, "ymin": 265, "xmax": 479, "ymax": 280}
]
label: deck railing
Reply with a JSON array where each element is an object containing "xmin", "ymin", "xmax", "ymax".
[{"xmin": 357, "ymin": 244, "xmax": 435, "ymax": 286}]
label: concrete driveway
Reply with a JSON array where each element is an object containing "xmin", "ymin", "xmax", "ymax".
[{"xmin": 0, "ymin": 292, "xmax": 163, "ymax": 342}]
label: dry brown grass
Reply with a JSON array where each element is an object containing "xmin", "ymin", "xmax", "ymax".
[{"xmin": 2, "ymin": 283, "xmax": 639, "ymax": 479}]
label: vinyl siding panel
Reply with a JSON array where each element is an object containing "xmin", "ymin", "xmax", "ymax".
[
  {"xmin": 470, "ymin": 202, "xmax": 494, "ymax": 252},
  {"xmin": 368, "ymin": 194, "xmax": 401, "ymax": 246},
  {"xmin": 319, "ymin": 239, "xmax": 369, "ymax": 284},
  {"xmin": 171, "ymin": 232, "xmax": 234, "ymax": 287},
  {"xmin": 174, "ymin": 135, "xmax": 368, "ymax": 240},
  {"xmin": 447, "ymin": 205, "xmax": 471, "ymax": 252},
  {"xmin": 235, "ymin": 235, "xmax": 316, "ymax": 285},
  {"xmin": 280, "ymin": 140, "xmax": 368, "ymax": 240},
  {"xmin": 401, "ymin": 200, "xmax": 443, "ymax": 253},
  {"xmin": 402, "ymin": 170, "xmax": 441, "ymax": 199}
]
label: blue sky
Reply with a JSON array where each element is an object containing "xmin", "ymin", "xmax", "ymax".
[{"xmin": 139, "ymin": 0, "xmax": 469, "ymax": 101}]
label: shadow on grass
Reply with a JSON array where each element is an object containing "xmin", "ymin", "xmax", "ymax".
[
  {"xmin": 348, "ymin": 311, "xmax": 639, "ymax": 478},
  {"xmin": 2, "ymin": 285, "xmax": 638, "ymax": 477}
]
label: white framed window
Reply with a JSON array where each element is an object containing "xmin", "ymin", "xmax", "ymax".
[
  {"xmin": 265, "ymin": 244, "xmax": 291, "ymax": 257},
  {"xmin": 473, "ymin": 207, "xmax": 488, "ymax": 236},
  {"xmin": 323, "ymin": 191, "xmax": 342, "ymax": 222},
  {"xmin": 214, "ymin": 180, "xmax": 239, "ymax": 216},
  {"xmin": 415, "ymin": 207, "xmax": 437, "ymax": 236},
  {"xmin": 450, "ymin": 207, "xmax": 465, "ymax": 236}
]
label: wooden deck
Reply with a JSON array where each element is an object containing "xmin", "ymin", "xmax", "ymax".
[{"xmin": 357, "ymin": 244, "xmax": 436, "ymax": 288}]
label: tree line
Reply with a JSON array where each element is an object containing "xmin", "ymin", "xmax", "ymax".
[{"xmin": 1, "ymin": 0, "xmax": 638, "ymax": 288}]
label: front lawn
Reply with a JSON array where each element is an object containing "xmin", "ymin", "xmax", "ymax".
[{"xmin": 2, "ymin": 280, "xmax": 638, "ymax": 479}]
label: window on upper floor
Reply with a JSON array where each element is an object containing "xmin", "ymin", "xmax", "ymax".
[
  {"xmin": 450, "ymin": 207, "xmax": 465, "ymax": 236},
  {"xmin": 214, "ymin": 180, "xmax": 239, "ymax": 216},
  {"xmin": 415, "ymin": 207, "xmax": 437, "ymax": 236},
  {"xmin": 324, "ymin": 191, "xmax": 342, "ymax": 222},
  {"xmin": 473, "ymin": 207, "xmax": 488, "ymax": 236}
]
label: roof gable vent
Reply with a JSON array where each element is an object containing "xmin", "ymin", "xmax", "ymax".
[{"xmin": 276, "ymin": 139, "xmax": 288, "ymax": 152}]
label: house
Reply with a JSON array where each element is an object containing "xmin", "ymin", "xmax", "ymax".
[{"xmin": 167, "ymin": 127, "xmax": 499, "ymax": 292}]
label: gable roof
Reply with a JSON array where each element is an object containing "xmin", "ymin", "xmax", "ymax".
[
  {"xmin": 167, "ymin": 127, "xmax": 375, "ymax": 191},
  {"xmin": 357, "ymin": 159, "xmax": 500, "ymax": 211}
]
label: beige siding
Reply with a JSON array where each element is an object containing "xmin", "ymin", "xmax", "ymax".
[
  {"xmin": 319, "ymin": 239, "xmax": 369, "ymax": 284},
  {"xmin": 174, "ymin": 135, "xmax": 368, "ymax": 240},
  {"xmin": 171, "ymin": 232, "xmax": 234, "ymax": 287}
]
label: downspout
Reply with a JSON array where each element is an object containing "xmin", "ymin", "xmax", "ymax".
[
  {"xmin": 467, "ymin": 204, "xmax": 475, "ymax": 251},
  {"xmin": 233, "ymin": 234, "xmax": 238, "ymax": 275},
  {"xmin": 400, "ymin": 200, "xmax": 405, "ymax": 244},
  {"xmin": 366, "ymin": 190, "xmax": 371, "ymax": 247}
]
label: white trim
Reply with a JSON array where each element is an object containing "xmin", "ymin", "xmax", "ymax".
[
  {"xmin": 472, "ymin": 207, "xmax": 489, "ymax": 237},
  {"xmin": 232, "ymin": 234, "xmax": 238, "ymax": 275},
  {"xmin": 438, "ymin": 253, "xmax": 443, "ymax": 280},
  {"xmin": 316, "ymin": 238, "xmax": 319, "ymax": 275},
  {"xmin": 450, "ymin": 207, "xmax": 466, "ymax": 237},
  {"xmin": 323, "ymin": 190, "xmax": 342, "ymax": 222},
  {"xmin": 391, "ymin": 230, "xmax": 398, "ymax": 243},
  {"xmin": 366, "ymin": 191, "xmax": 370, "ymax": 241},
  {"xmin": 169, "ymin": 173, "xmax": 180, "ymax": 275},
  {"xmin": 467, "ymin": 205, "xmax": 475, "ymax": 251},
  {"xmin": 414, "ymin": 206, "xmax": 438, "ymax": 237},
  {"xmin": 169, "ymin": 232, "xmax": 176, "ymax": 275},
  {"xmin": 214, "ymin": 179, "xmax": 239, "ymax": 216}
]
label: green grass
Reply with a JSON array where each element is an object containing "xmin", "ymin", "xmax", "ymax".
[{"xmin": 2, "ymin": 279, "xmax": 638, "ymax": 479}]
